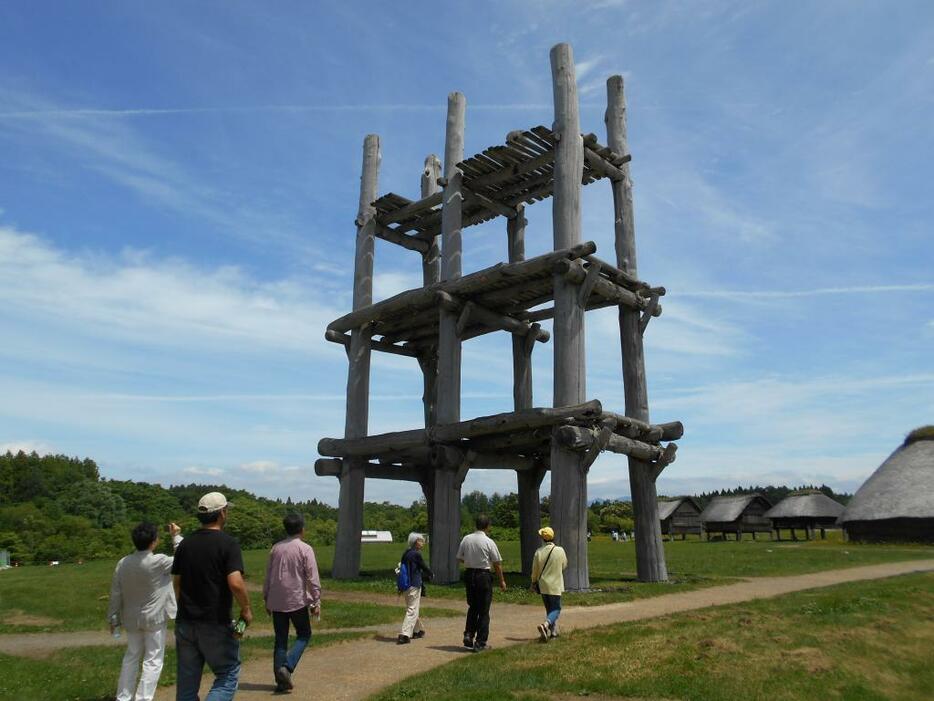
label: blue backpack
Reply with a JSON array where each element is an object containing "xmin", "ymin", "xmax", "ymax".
[{"xmin": 395, "ymin": 554, "xmax": 410, "ymax": 592}]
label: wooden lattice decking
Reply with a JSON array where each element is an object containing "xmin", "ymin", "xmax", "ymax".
[
  {"xmin": 369, "ymin": 126, "xmax": 631, "ymax": 254},
  {"xmin": 319, "ymin": 43, "xmax": 681, "ymax": 589}
]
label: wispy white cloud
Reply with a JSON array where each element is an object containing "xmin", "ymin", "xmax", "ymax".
[
  {"xmin": 678, "ymin": 283, "xmax": 934, "ymax": 299},
  {"xmin": 0, "ymin": 226, "xmax": 340, "ymax": 353}
]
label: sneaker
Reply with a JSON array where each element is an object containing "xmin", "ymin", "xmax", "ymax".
[
  {"xmin": 274, "ymin": 666, "xmax": 293, "ymax": 691},
  {"xmin": 397, "ymin": 634, "xmax": 410, "ymax": 645},
  {"xmin": 550, "ymin": 624, "xmax": 559, "ymax": 638},
  {"xmin": 472, "ymin": 642, "xmax": 489, "ymax": 652},
  {"xmin": 412, "ymin": 630, "xmax": 426, "ymax": 639},
  {"xmin": 537, "ymin": 622, "xmax": 549, "ymax": 642},
  {"xmin": 463, "ymin": 635, "xmax": 474, "ymax": 649}
]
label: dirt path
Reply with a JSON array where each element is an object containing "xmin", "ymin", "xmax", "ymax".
[{"xmin": 141, "ymin": 558, "xmax": 934, "ymax": 701}]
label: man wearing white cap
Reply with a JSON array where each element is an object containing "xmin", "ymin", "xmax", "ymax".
[
  {"xmin": 529, "ymin": 526, "xmax": 567, "ymax": 642},
  {"xmin": 172, "ymin": 492, "xmax": 252, "ymax": 700}
]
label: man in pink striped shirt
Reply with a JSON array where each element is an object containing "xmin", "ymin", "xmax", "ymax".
[{"xmin": 263, "ymin": 513, "xmax": 321, "ymax": 693}]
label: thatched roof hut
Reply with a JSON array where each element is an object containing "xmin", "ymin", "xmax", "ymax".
[
  {"xmin": 700, "ymin": 494, "xmax": 773, "ymax": 540},
  {"xmin": 658, "ymin": 497, "xmax": 702, "ymax": 540},
  {"xmin": 765, "ymin": 490, "xmax": 844, "ymax": 540},
  {"xmin": 840, "ymin": 427, "xmax": 934, "ymax": 543}
]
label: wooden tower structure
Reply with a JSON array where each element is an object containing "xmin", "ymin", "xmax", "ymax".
[{"xmin": 316, "ymin": 43, "xmax": 682, "ymax": 589}]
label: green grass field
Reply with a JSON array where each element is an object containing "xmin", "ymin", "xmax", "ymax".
[
  {"xmin": 373, "ymin": 571, "xmax": 934, "ymax": 701},
  {"xmin": 3, "ymin": 536, "xmax": 932, "ymax": 632}
]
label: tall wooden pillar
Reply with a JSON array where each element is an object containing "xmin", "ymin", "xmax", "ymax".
[
  {"xmin": 419, "ymin": 154, "xmax": 442, "ymax": 429},
  {"xmin": 432, "ymin": 92, "xmax": 466, "ymax": 584},
  {"xmin": 333, "ymin": 134, "xmax": 380, "ymax": 579},
  {"xmin": 605, "ymin": 75, "xmax": 668, "ymax": 583},
  {"xmin": 548, "ymin": 43, "xmax": 590, "ymax": 591},
  {"xmin": 509, "ymin": 204, "xmax": 544, "ymax": 576}
]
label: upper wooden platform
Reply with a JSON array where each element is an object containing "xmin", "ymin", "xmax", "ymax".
[{"xmin": 371, "ymin": 126, "xmax": 630, "ymax": 250}]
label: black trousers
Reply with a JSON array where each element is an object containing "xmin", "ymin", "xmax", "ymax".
[{"xmin": 463, "ymin": 568, "xmax": 493, "ymax": 644}]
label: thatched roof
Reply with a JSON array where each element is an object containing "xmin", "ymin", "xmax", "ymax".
[
  {"xmin": 840, "ymin": 427, "xmax": 934, "ymax": 523},
  {"xmin": 657, "ymin": 497, "xmax": 701, "ymax": 520},
  {"xmin": 700, "ymin": 494, "xmax": 772, "ymax": 522},
  {"xmin": 765, "ymin": 492, "xmax": 844, "ymax": 519}
]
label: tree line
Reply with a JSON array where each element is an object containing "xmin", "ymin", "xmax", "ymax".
[{"xmin": 0, "ymin": 451, "xmax": 850, "ymax": 564}]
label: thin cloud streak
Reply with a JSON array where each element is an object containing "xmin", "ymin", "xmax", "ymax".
[{"xmin": 679, "ymin": 283, "xmax": 934, "ymax": 299}]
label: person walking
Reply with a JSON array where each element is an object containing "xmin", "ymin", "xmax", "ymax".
[
  {"xmin": 108, "ymin": 522, "xmax": 183, "ymax": 701},
  {"xmin": 263, "ymin": 513, "xmax": 321, "ymax": 693},
  {"xmin": 529, "ymin": 526, "xmax": 567, "ymax": 642},
  {"xmin": 172, "ymin": 492, "xmax": 252, "ymax": 701},
  {"xmin": 396, "ymin": 532, "xmax": 432, "ymax": 645},
  {"xmin": 456, "ymin": 514, "xmax": 506, "ymax": 652}
]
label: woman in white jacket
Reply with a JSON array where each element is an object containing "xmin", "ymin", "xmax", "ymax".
[{"xmin": 107, "ymin": 522, "xmax": 182, "ymax": 701}]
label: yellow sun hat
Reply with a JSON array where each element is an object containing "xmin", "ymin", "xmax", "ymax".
[{"xmin": 538, "ymin": 527, "xmax": 555, "ymax": 541}]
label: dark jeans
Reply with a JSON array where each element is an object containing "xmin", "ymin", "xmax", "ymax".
[
  {"xmin": 175, "ymin": 619, "xmax": 240, "ymax": 701},
  {"xmin": 463, "ymin": 568, "xmax": 493, "ymax": 644},
  {"xmin": 541, "ymin": 593, "xmax": 562, "ymax": 629},
  {"xmin": 272, "ymin": 607, "xmax": 312, "ymax": 674}
]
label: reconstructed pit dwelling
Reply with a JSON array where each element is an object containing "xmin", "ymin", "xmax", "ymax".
[{"xmin": 316, "ymin": 43, "xmax": 683, "ymax": 589}]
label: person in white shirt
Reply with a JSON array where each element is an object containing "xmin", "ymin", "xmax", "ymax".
[
  {"xmin": 108, "ymin": 522, "xmax": 182, "ymax": 701},
  {"xmin": 456, "ymin": 514, "xmax": 506, "ymax": 652}
]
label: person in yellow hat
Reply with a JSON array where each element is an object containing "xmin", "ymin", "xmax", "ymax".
[{"xmin": 529, "ymin": 526, "xmax": 567, "ymax": 642}]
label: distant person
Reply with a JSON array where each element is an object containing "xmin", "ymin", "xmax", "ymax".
[
  {"xmin": 263, "ymin": 513, "xmax": 321, "ymax": 692},
  {"xmin": 107, "ymin": 521, "xmax": 183, "ymax": 701},
  {"xmin": 456, "ymin": 514, "xmax": 506, "ymax": 652},
  {"xmin": 397, "ymin": 532, "xmax": 433, "ymax": 645},
  {"xmin": 529, "ymin": 526, "xmax": 568, "ymax": 642},
  {"xmin": 172, "ymin": 492, "xmax": 252, "ymax": 701}
]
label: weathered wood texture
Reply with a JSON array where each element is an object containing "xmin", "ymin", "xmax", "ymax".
[
  {"xmin": 607, "ymin": 75, "xmax": 668, "ymax": 583},
  {"xmin": 549, "ymin": 43, "xmax": 589, "ymax": 592},
  {"xmin": 371, "ymin": 125, "xmax": 619, "ymax": 244},
  {"xmin": 318, "ymin": 400, "xmax": 603, "ymax": 458},
  {"xmin": 433, "ymin": 92, "xmax": 466, "ymax": 584},
  {"xmin": 333, "ymin": 134, "xmax": 380, "ymax": 579},
  {"xmin": 419, "ymin": 154, "xmax": 442, "ymax": 429},
  {"xmin": 508, "ymin": 203, "xmax": 542, "ymax": 575}
]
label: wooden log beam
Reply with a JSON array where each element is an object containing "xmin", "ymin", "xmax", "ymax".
[
  {"xmin": 583, "ymin": 145, "xmax": 625, "ymax": 181},
  {"xmin": 333, "ymin": 133, "xmax": 380, "ymax": 580},
  {"xmin": 466, "ymin": 147, "xmax": 554, "ymax": 190},
  {"xmin": 556, "ymin": 258, "xmax": 652, "ymax": 312},
  {"xmin": 462, "ymin": 183, "xmax": 518, "ymax": 219},
  {"xmin": 555, "ymin": 426, "xmax": 665, "ymax": 462},
  {"xmin": 376, "ymin": 191, "xmax": 442, "ymax": 226},
  {"xmin": 582, "ymin": 254, "xmax": 653, "ymax": 294},
  {"xmin": 467, "ymin": 427, "xmax": 550, "ymax": 453},
  {"xmin": 581, "ymin": 417, "xmax": 617, "ymax": 470},
  {"xmin": 315, "ymin": 458, "xmax": 426, "ymax": 482},
  {"xmin": 599, "ymin": 414, "xmax": 684, "ymax": 442},
  {"xmin": 374, "ymin": 223, "xmax": 430, "ymax": 254},
  {"xmin": 607, "ymin": 74, "xmax": 668, "ymax": 583},
  {"xmin": 518, "ymin": 465, "xmax": 547, "ymax": 576},
  {"xmin": 639, "ymin": 293, "xmax": 660, "ymax": 334},
  {"xmin": 432, "ymin": 400, "xmax": 602, "ymax": 442},
  {"xmin": 327, "ymin": 241, "xmax": 596, "ymax": 334},
  {"xmin": 577, "ymin": 259, "xmax": 602, "ymax": 307},
  {"xmin": 325, "ymin": 329, "xmax": 419, "ymax": 358}
]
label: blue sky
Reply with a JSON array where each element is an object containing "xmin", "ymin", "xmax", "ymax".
[{"xmin": 1, "ymin": 1, "xmax": 932, "ymax": 506}]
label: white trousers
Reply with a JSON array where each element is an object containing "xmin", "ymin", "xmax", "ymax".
[
  {"xmin": 116, "ymin": 624, "xmax": 167, "ymax": 701},
  {"xmin": 400, "ymin": 586, "xmax": 424, "ymax": 637}
]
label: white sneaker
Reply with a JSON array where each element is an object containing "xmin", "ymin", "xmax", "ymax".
[{"xmin": 537, "ymin": 622, "xmax": 549, "ymax": 642}]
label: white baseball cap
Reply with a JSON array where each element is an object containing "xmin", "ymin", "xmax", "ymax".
[{"xmin": 197, "ymin": 491, "xmax": 229, "ymax": 513}]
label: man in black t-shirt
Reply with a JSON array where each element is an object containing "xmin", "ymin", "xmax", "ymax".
[{"xmin": 171, "ymin": 492, "xmax": 252, "ymax": 701}]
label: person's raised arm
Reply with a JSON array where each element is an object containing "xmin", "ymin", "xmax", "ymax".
[{"xmin": 227, "ymin": 571, "xmax": 253, "ymax": 625}]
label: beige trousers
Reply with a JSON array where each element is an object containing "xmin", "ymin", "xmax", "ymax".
[{"xmin": 400, "ymin": 586, "xmax": 424, "ymax": 637}]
